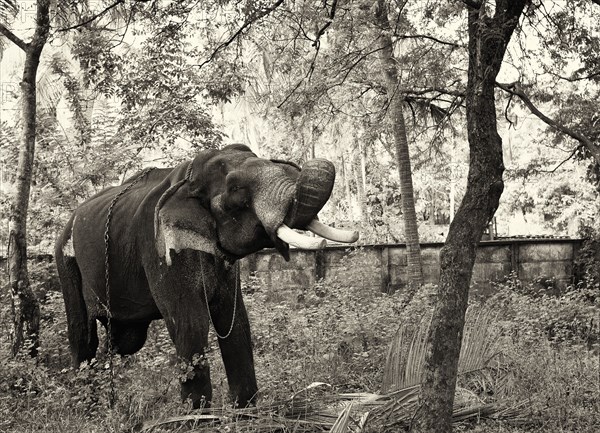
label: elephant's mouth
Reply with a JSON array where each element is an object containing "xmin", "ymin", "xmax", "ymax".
[{"xmin": 271, "ymin": 234, "xmax": 292, "ymax": 261}]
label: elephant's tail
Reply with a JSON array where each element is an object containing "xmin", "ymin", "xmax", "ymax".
[{"xmin": 55, "ymin": 216, "xmax": 96, "ymax": 366}]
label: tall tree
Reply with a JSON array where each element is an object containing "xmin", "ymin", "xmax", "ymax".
[
  {"xmin": 0, "ymin": 0, "xmax": 50, "ymax": 356},
  {"xmin": 415, "ymin": 1, "xmax": 530, "ymax": 431},
  {"xmin": 374, "ymin": 0, "xmax": 423, "ymax": 287},
  {"xmin": 0, "ymin": 0, "xmax": 130, "ymax": 355}
]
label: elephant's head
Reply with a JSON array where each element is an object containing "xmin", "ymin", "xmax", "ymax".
[{"xmin": 155, "ymin": 144, "xmax": 358, "ymax": 263}]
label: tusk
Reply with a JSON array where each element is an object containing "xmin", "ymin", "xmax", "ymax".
[
  {"xmin": 276, "ymin": 224, "xmax": 327, "ymax": 250},
  {"xmin": 307, "ymin": 220, "xmax": 359, "ymax": 243}
]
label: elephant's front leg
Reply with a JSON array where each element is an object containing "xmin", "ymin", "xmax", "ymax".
[
  {"xmin": 169, "ymin": 314, "xmax": 212, "ymax": 408},
  {"xmin": 211, "ymin": 262, "xmax": 258, "ymax": 407},
  {"xmin": 147, "ymin": 251, "xmax": 214, "ymax": 409}
]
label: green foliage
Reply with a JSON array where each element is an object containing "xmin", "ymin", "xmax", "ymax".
[
  {"xmin": 487, "ymin": 272, "xmax": 599, "ymax": 349},
  {"xmin": 70, "ymin": 29, "xmax": 121, "ymax": 95},
  {"xmin": 576, "ymin": 226, "xmax": 600, "ymax": 285},
  {"xmin": 479, "ymin": 271, "xmax": 600, "ymax": 431},
  {"xmin": 1, "ymin": 258, "xmax": 599, "ymax": 431},
  {"xmin": 245, "ymin": 278, "xmax": 407, "ymax": 395},
  {"xmin": 498, "ymin": 122, "xmax": 600, "ymax": 236},
  {"xmin": 114, "ymin": 2, "xmax": 228, "ymax": 158},
  {"xmin": 382, "ymin": 307, "xmax": 498, "ymax": 393}
]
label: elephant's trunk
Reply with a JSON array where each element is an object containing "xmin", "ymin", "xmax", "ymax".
[
  {"xmin": 287, "ymin": 159, "xmax": 336, "ymax": 229},
  {"xmin": 275, "ymin": 158, "xmax": 358, "ymax": 253}
]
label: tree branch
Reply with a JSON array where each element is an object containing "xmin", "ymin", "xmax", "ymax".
[
  {"xmin": 396, "ymin": 34, "xmax": 464, "ymax": 49},
  {"xmin": 56, "ymin": 0, "xmax": 125, "ymax": 32},
  {"xmin": 401, "ymin": 84, "xmax": 465, "ymax": 98},
  {"xmin": 197, "ymin": 0, "xmax": 284, "ymax": 69},
  {"xmin": 276, "ymin": 72, "xmax": 308, "ymax": 109},
  {"xmin": 497, "ymin": 81, "xmax": 600, "ymax": 165},
  {"xmin": 277, "ymin": 39, "xmax": 392, "ymax": 109},
  {"xmin": 543, "ymin": 146, "xmax": 582, "ymax": 173},
  {"xmin": 0, "ymin": 22, "xmax": 28, "ymax": 51},
  {"xmin": 547, "ymin": 69, "xmax": 600, "ymax": 82},
  {"xmin": 313, "ymin": 0, "xmax": 338, "ymax": 47},
  {"xmin": 56, "ymin": 0, "xmax": 152, "ymax": 32}
]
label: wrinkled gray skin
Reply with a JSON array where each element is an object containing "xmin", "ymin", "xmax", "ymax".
[{"xmin": 54, "ymin": 144, "xmax": 335, "ymax": 408}]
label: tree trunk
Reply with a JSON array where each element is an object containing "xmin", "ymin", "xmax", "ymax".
[
  {"xmin": 7, "ymin": 0, "xmax": 51, "ymax": 357},
  {"xmin": 374, "ymin": 0, "xmax": 423, "ymax": 287},
  {"xmin": 359, "ymin": 141, "xmax": 367, "ymax": 193},
  {"xmin": 353, "ymin": 150, "xmax": 369, "ymax": 223},
  {"xmin": 449, "ymin": 139, "xmax": 457, "ymax": 223},
  {"xmin": 414, "ymin": 2, "xmax": 529, "ymax": 432},
  {"xmin": 341, "ymin": 153, "xmax": 353, "ymax": 219}
]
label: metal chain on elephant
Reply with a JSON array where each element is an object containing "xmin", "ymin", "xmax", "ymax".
[
  {"xmin": 104, "ymin": 167, "xmax": 156, "ymax": 317},
  {"xmin": 200, "ymin": 259, "xmax": 238, "ymax": 339},
  {"xmin": 103, "ymin": 167, "xmax": 154, "ymax": 406},
  {"xmin": 188, "ymin": 159, "xmax": 238, "ymax": 340}
]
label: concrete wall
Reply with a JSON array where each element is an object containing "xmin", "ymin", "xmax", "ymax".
[
  {"xmin": 4, "ymin": 239, "xmax": 580, "ymax": 297},
  {"xmin": 240, "ymin": 239, "xmax": 581, "ymax": 294}
]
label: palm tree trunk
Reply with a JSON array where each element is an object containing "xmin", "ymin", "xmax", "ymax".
[
  {"xmin": 414, "ymin": 2, "xmax": 529, "ymax": 431},
  {"xmin": 374, "ymin": 0, "xmax": 423, "ymax": 288},
  {"xmin": 341, "ymin": 153, "xmax": 353, "ymax": 219},
  {"xmin": 359, "ymin": 141, "xmax": 367, "ymax": 192},
  {"xmin": 353, "ymin": 151, "xmax": 368, "ymax": 223},
  {"xmin": 6, "ymin": 0, "xmax": 51, "ymax": 357}
]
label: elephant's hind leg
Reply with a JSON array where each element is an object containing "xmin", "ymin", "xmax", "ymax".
[
  {"xmin": 57, "ymin": 256, "xmax": 99, "ymax": 366},
  {"xmin": 109, "ymin": 320, "xmax": 151, "ymax": 355}
]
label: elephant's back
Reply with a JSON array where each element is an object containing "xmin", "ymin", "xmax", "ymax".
[
  {"xmin": 71, "ymin": 168, "xmax": 173, "ymax": 254},
  {"xmin": 69, "ymin": 168, "xmax": 173, "ymax": 317}
]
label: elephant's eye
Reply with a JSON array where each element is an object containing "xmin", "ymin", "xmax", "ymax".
[{"xmin": 223, "ymin": 184, "xmax": 249, "ymax": 213}]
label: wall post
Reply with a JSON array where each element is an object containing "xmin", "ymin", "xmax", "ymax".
[
  {"xmin": 315, "ymin": 249, "xmax": 325, "ymax": 282},
  {"xmin": 380, "ymin": 246, "xmax": 391, "ymax": 293},
  {"xmin": 510, "ymin": 242, "xmax": 519, "ymax": 279}
]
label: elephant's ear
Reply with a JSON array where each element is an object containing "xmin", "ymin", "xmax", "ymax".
[{"xmin": 155, "ymin": 181, "xmax": 218, "ymax": 266}]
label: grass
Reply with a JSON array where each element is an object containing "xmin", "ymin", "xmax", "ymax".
[{"xmin": 0, "ymin": 264, "xmax": 598, "ymax": 432}]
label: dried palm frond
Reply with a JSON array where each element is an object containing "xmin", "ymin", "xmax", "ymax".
[
  {"xmin": 382, "ymin": 306, "xmax": 498, "ymax": 393},
  {"xmin": 460, "ymin": 308, "xmax": 498, "ymax": 374},
  {"xmin": 330, "ymin": 402, "xmax": 354, "ymax": 433},
  {"xmin": 142, "ymin": 381, "xmax": 532, "ymax": 433}
]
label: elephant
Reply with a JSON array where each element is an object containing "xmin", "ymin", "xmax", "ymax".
[{"xmin": 54, "ymin": 144, "xmax": 358, "ymax": 408}]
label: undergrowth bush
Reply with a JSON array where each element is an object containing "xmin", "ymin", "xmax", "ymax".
[
  {"xmin": 576, "ymin": 226, "xmax": 600, "ymax": 285},
  {"xmin": 245, "ymin": 278, "xmax": 410, "ymax": 398},
  {"xmin": 0, "ymin": 260, "xmax": 598, "ymax": 432},
  {"xmin": 465, "ymin": 274, "xmax": 600, "ymax": 432},
  {"xmin": 487, "ymin": 272, "xmax": 599, "ymax": 349}
]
